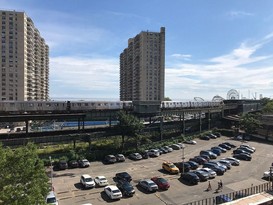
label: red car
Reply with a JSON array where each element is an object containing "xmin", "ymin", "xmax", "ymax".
[{"xmin": 151, "ymin": 177, "xmax": 170, "ymax": 190}]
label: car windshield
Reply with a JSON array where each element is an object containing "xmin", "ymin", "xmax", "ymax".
[
  {"xmin": 169, "ymin": 164, "xmax": 176, "ymax": 168},
  {"xmin": 100, "ymin": 177, "xmax": 106, "ymax": 181},
  {"xmin": 47, "ymin": 197, "xmax": 56, "ymax": 203},
  {"xmin": 148, "ymin": 182, "xmax": 156, "ymax": 186},
  {"xmin": 158, "ymin": 178, "xmax": 167, "ymax": 183},
  {"xmin": 85, "ymin": 177, "xmax": 93, "ymax": 182},
  {"xmin": 82, "ymin": 159, "xmax": 88, "ymax": 163},
  {"xmin": 112, "ymin": 189, "xmax": 120, "ymax": 193}
]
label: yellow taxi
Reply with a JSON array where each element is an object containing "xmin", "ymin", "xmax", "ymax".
[{"xmin": 162, "ymin": 162, "xmax": 179, "ymax": 174}]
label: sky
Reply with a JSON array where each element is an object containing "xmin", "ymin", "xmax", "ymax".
[{"xmin": 2, "ymin": 0, "xmax": 273, "ymax": 101}]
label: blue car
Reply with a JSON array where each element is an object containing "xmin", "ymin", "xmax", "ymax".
[{"xmin": 210, "ymin": 148, "xmax": 221, "ymax": 156}]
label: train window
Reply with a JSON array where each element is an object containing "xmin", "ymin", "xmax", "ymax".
[
  {"xmin": 84, "ymin": 103, "xmax": 88, "ymax": 106},
  {"xmin": 98, "ymin": 103, "xmax": 101, "ymax": 106},
  {"xmin": 10, "ymin": 103, "xmax": 15, "ymax": 107},
  {"xmin": 29, "ymin": 103, "xmax": 34, "ymax": 107},
  {"xmin": 104, "ymin": 103, "xmax": 108, "ymax": 106},
  {"xmin": 46, "ymin": 103, "xmax": 51, "ymax": 107},
  {"xmin": 91, "ymin": 103, "xmax": 95, "ymax": 106},
  {"xmin": 38, "ymin": 103, "xmax": 42, "ymax": 107},
  {"xmin": 77, "ymin": 103, "xmax": 81, "ymax": 106}
]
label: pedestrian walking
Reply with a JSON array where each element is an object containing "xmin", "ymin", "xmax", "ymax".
[
  {"xmin": 219, "ymin": 180, "xmax": 223, "ymax": 189},
  {"xmin": 207, "ymin": 181, "xmax": 212, "ymax": 191}
]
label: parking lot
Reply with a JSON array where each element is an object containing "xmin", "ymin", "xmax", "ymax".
[{"xmin": 51, "ymin": 136, "xmax": 273, "ymax": 205}]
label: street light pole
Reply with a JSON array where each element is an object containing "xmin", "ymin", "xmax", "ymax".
[
  {"xmin": 270, "ymin": 166, "xmax": 273, "ymax": 190},
  {"xmin": 181, "ymin": 144, "xmax": 185, "ymax": 174},
  {"xmin": 49, "ymin": 156, "xmax": 53, "ymax": 190}
]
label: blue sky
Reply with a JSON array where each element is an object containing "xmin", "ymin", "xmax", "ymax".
[{"xmin": 2, "ymin": 0, "xmax": 273, "ymax": 101}]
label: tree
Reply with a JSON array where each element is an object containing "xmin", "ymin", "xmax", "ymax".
[
  {"xmin": 262, "ymin": 101, "xmax": 273, "ymax": 114},
  {"xmin": 116, "ymin": 111, "xmax": 144, "ymax": 151},
  {"xmin": 0, "ymin": 143, "xmax": 49, "ymax": 205},
  {"xmin": 164, "ymin": 97, "xmax": 172, "ymax": 101},
  {"xmin": 239, "ymin": 113, "xmax": 261, "ymax": 135}
]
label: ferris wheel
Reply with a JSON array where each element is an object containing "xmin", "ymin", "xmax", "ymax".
[{"xmin": 227, "ymin": 89, "xmax": 239, "ymax": 100}]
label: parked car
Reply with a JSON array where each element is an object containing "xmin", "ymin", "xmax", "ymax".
[
  {"xmin": 159, "ymin": 147, "xmax": 169, "ymax": 154},
  {"xmin": 213, "ymin": 132, "xmax": 221, "ymax": 137},
  {"xmin": 192, "ymin": 170, "xmax": 209, "ymax": 181},
  {"xmin": 78, "ymin": 159, "xmax": 90, "ymax": 168},
  {"xmin": 80, "ymin": 174, "xmax": 95, "ymax": 189},
  {"xmin": 207, "ymin": 133, "xmax": 217, "ymax": 139},
  {"xmin": 116, "ymin": 179, "xmax": 135, "ymax": 197},
  {"xmin": 163, "ymin": 146, "xmax": 173, "ymax": 152},
  {"xmin": 233, "ymin": 149, "xmax": 248, "ymax": 155},
  {"xmin": 58, "ymin": 160, "xmax": 68, "ymax": 170},
  {"xmin": 68, "ymin": 160, "xmax": 79, "ymax": 168},
  {"xmin": 115, "ymin": 172, "xmax": 132, "ymax": 182},
  {"xmin": 199, "ymin": 150, "xmax": 217, "ymax": 159},
  {"xmin": 94, "ymin": 176, "xmax": 108, "ymax": 187},
  {"xmin": 173, "ymin": 162, "xmax": 191, "ymax": 173},
  {"xmin": 104, "ymin": 155, "xmax": 117, "ymax": 164},
  {"xmin": 219, "ymin": 143, "xmax": 231, "ymax": 150},
  {"xmin": 221, "ymin": 157, "xmax": 240, "ymax": 166},
  {"xmin": 46, "ymin": 191, "xmax": 58, "ymax": 205},
  {"xmin": 209, "ymin": 148, "xmax": 221, "ymax": 156},
  {"xmin": 184, "ymin": 140, "xmax": 197, "ymax": 145},
  {"xmin": 140, "ymin": 150, "xmax": 150, "ymax": 159},
  {"xmin": 233, "ymin": 153, "xmax": 252, "ymax": 161},
  {"xmin": 148, "ymin": 149, "xmax": 160, "ymax": 157},
  {"xmin": 203, "ymin": 163, "xmax": 225, "ymax": 175},
  {"xmin": 104, "ymin": 185, "xmax": 122, "ymax": 200},
  {"xmin": 162, "ymin": 162, "xmax": 179, "ymax": 174},
  {"xmin": 170, "ymin": 144, "xmax": 181, "ymax": 150},
  {"xmin": 200, "ymin": 155, "xmax": 210, "ymax": 162},
  {"xmin": 115, "ymin": 154, "xmax": 125, "ymax": 162},
  {"xmin": 240, "ymin": 144, "xmax": 256, "ymax": 152},
  {"xmin": 151, "ymin": 177, "xmax": 170, "ymax": 190},
  {"xmin": 190, "ymin": 156, "xmax": 207, "ymax": 165},
  {"xmin": 138, "ymin": 179, "xmax": 158, "ymax": 192},
  {"xmin": 211, "ymin": 146, "xmax": 227, "ymax": 153},
  {"xmin": 208, "ymin": 161, "xmax": 227, "ymax": 171},
  {"xmin": 217, "ymin": 159, "xmax": 232, "ymax": 169},
  {"xmin": 223, "ymin": 142, "xmax": 236, "ymax": 148},
  {"xmin": 200, "ymin": 135, "xmax": 210, "ymax": 140},
  {"xmin": 180, "ymin": 172, "xmax": 200, "ymax": 185},
  {"xmin": 197, "ymin": 168, "xmax": 217, "ymax": 178},
  {"xmin": 129, "ymin": 153, "xmax": 142, "ymax": 160},
  {"xmin": 186, "ymin": 161, "xmax": 199, "ymax": 170},
  {"xmin": 239, "ymin": 146, "xmax": 255, "ymax": 154}
]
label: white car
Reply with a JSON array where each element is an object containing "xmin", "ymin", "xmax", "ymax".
[
  {"xmin": 78, "ymin": 159, "xmax": 90, "ymax": 168},
  {"xmin": 198, "ymin": 168, "xmax": 217, "ymax": 178},
  {"xmin": 80, "ymin": 174, "xmax": 95, "ymax": 189},
  {"xmin": 185, "ymin": 140, "xmax": 197, "ymax": 145},
  {"xmin": 46, "ymin": 191, "xmax": 58, "ymax": 205},
  {"xmin": 94, "ymin": 176, "xmax": 108, "ymax": 187},
  {"xmin": 148, "ymin": 149, "xmax": 160, "ymax": 157},
  {"xmin": 104, "ymin": 185, "xmax": 122, "ymax": 200},
  {"xmin": 263, "ymin": 171, "xmax": 273, "ymax": 179}
]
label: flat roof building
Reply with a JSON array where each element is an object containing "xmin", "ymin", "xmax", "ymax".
[
  {"xmin": 0, "ymin": 10, "xmax": 49, "ymax": 101},
  {"xmin": 120, "ymin": 27, "xmax": 165, "ymax": 101}
]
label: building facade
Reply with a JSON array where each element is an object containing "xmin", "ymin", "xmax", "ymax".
[
  {"xmin": 120, "ymin": 27, "xmax": 165, "ymax": 101},
  {"xmin": 0, "ymin": 10, "xmax": 49, "ymax": 101}
]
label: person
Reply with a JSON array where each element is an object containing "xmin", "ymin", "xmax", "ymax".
[
  {"xmin": 219, "ymin": 180, "xmax": 223, "ymax": 189},
  {"xmin": 207, "ymin": 181, "xmax": 212, "ymax": 191}
]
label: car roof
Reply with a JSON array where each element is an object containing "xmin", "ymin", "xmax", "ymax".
[
  {"xmin": 82, "ymin": 174, "xmax": 92, "ymax": 178},
  {"xmin": 106, "ymin": 185, "xmax": 119, "ymax": 190}
]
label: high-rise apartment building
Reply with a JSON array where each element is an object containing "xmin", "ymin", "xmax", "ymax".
[
  {"xmin": 0, "ymin": 10, "xmax": 49, "ymax": 101},
  {"xmin": 120, "ymin": 27, "xmax": 165, "ymax": 101}
]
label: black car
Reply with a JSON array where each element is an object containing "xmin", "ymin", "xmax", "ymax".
[
  {"xmin": 239, "ymin": 147, "xmax": 254, "ymax": 154},
  {"xmin": 233, "ymin": 149, "xmax": 248, "ymax": 155},
  {"xmin": 207, "ymin": 133, "xmax": 217, "ymax": 139},
  {"xmin": 116, "ymin": 179, "xmax": 135, "ymax": 197},
  {"xmin": 211, "ymin": 146, "xmax": 227, "ymax": 153},
  {"xmin": 115, "ymin": 172, "xmax": 132, "ymax": 182},
  {"xmin": 186, "ymin": 161, "xmax": 199, "ymax": 170},
  {"xmin": 180, "ymin": 172, "xmax": 200, "ymax": 185},
  {"xmin": 68, "ymin": 160, "xmax": 79, "ymax": 168},
  {"xmin": 219, "ymin": 144, "xmax": 232, "ymax": 150},
  {"xmin": 140, "ymin": 150, "xmax": 149, "ymax": 159},
  {"xmin": 192, "ymin": 170, "xmax": 209, "ymax": 181},
  {"xmin": 173, "ymin": 162, "xmax": 191, "ymax": 173},
  {"xmin": 223, "ymin": 142, "xmax": 236, "ymax": 148},
  {"xmin": 200, "ymin": 155, "xmax": 210, "ymax": 162},
  {"xmin": 233, "ymin": 153, "xmax": 252, "ymax": 161},
  {"xmin": 190, "ymin": 156, "xmax": 207, "ymax": 165},
  {"xmin": 104, "ymin": 155, "xmax": 117, "ymax": 164},
  {"xmin": 200, "ymin": 151, "xmax": 217, "ymax": 159},
  {"xmin": 58, "ymin": 160, "xmax": 68, "ymax": 170},
  {"xmin": 203, "ymin": 162, "xmax": 225, "ymax": 175},
  {"xmin": 200, "ymin": 135, "xmax": 210, "ymax": 140},
  {"xmin": 213, "ymin": 132, "xmax": 221, "ymax": 137},
  {"xmin": 210, "ymin": 148, "xmax": 221, "ymax": 156}
]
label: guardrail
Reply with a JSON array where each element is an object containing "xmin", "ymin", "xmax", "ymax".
[{"xmin": 182, "ymin": 182, "xmax": 272, "ymax": 205}]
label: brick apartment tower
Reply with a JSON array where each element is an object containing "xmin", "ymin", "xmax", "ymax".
[
  {"xmin": 120, "ymin": 27, "xmax": 165, "ymax": 101},
  {"xmin": 0, "ymin": 10, "xmax": 49, "ymax": 101}
]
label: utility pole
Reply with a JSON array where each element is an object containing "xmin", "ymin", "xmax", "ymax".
[{"xmin": 49, "ymin": 156, "xmax": 53, "ymax": 190}]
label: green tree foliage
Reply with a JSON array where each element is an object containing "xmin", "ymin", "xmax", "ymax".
[
  {"xmin": 0, "ymin": 143, "xmax": 49, "ymax": 205},
  {"xmin": 262, "ymin": 101, "xmax": 273, "ymax": 114},
  {"xmin": 116, "ymin": 111, "xmax": 144, "ymax": 151},
  {"xmin": 260, "ymin": 97, "xmax": 272, "ymax": 106},
  {"xmin": 239, "ymin": 113, "xmax": 261, "ymax": 134}
]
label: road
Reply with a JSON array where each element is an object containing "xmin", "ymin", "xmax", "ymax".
[{"xmin": 50, "ymin": 136, "xmax": 273, "ymax": 205}]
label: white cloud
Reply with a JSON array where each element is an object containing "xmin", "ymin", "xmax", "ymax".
[
  {"xmin": 227, "ymin": 10, "xmax": 254, "ymax": 18},
  {"xmin": 171, "ymin": 54, "xmax": 192, "ymax": 60}
]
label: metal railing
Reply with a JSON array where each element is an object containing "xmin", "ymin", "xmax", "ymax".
[{"xmin": 182, "ymin": 182, "xmax": 273, "ymax": 205}]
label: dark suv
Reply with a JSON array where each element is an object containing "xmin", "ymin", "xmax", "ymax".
[
  {"xmin": 115, "ymin": 172, "xmax": 132, "ymax": 182},
  {"xmin": 104, "ymin": 155, "xmax": 117, "ymax": 164},
  {"xmin": 180, "ymin": 172, "xmax": 200, "ymax": 185},
  {"xmin": 58, "ymin": 160, "xmax": 68, "ymax": 170},
  {"xmin": 116, "ymin": 179, "xmax": 135, "ymax": 197}
]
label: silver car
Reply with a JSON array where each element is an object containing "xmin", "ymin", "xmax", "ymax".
[{"xmin": 138, "ymin": 179, "xmax": 158, "ymax": 192}]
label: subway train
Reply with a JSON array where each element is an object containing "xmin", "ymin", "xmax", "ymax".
[{"xmin": 0, "ymin": 100, "xmax": 223, "ymax": 114}]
